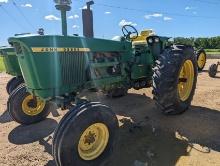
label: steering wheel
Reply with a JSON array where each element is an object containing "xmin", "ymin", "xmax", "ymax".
[{"xmin": 122, "ymin": 25, "xmax": 138, "ymax": 40}]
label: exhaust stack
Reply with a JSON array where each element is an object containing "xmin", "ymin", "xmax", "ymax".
[{"xmin": 82, "ymin": 1, "xmax": 94, "ymax": 38}]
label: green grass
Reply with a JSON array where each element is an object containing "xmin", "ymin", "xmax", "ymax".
[
  {"xmin": 205, "ymin": 49, "xmax": 220, "ymax": 55},
  {"xmin": 0, "ymin": 57, "xmax": 5, "ymax": 72},
  {"xmin": 206, "ymin": 52, "xmax": 220, "ymax": 55}
]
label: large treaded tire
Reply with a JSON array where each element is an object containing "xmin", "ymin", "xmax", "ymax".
[
  {"xmin": 153, "ymin": 45, "xmax": 198, "ymax": 115},
  {"xmin": 196, "ymin": 48, "xmax": 206, "ymax": 71},
  {"xmin": 6, "ymin": 76, "xmax": 24, "ymax": 94},
  {"xmin": 208, "ymin": 64, "xmax": 218, "ymax": 78},
  {"xmin": 53, "ymin": 102, "xmax": 118, "ymax": 166},
  {"xmin": 8, "ymin": 84, "xmax": 51, "ymax": 125}
]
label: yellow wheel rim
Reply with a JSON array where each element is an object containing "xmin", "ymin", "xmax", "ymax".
[
  {"xmin": 178, "ymin": 60, "xmax": 195, "ymax": 101},
  {"xmin": 78, "ymin": 123, "xmax": 109, "ymax": 161},
  {"xmin": 22, "ymin": 95, "xmax": 46, "ymax": 116},
  {"xmin": 198, "ymin": 52, "xmax": 206, "ymax": 69}
]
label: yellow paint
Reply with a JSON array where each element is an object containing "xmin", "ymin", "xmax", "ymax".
[
  {"xmin": 31, "ymin": 47, "xmax": 91, "ymax": 53},
  {"xmin": 197, "ymin": 52, "xmax": 206, "ymax": 68},
  {"xmin": 178, "ymin": 60, "xmax": 194, "ymax": 101},
  {"xmin": 132, "ymin": 29, "xmax": 154, "ymax": 44},
  {"xmin": 78, "ymin": 123, "xmax": 109, "ymax": 161},
  {"xmin": 22, "ymin": 95, "xmax": 46, "ymax": 116}
]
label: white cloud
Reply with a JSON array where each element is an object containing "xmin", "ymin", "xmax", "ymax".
[
  {"xmin": 68, "ymin": 16, "xmax": 74, "ymax": 19},
  {"xmin": 80, "ymin": 6, "xmax": 87, "ymax": 10},
  {"xmin": 105, "ymin": 11, "xmax": 111, "ymax": 14},
  {"xmin": 68, "ymin": 14, "xmax": 79, "ymax": 19},
  {"xmin": 72, "ymin": 25, "xmax": 80, "ymax": 29},
  {"xmin": 185, "ymin": 6, "xmax": 197, "ymax": 15},
  {"xmin": 119, "ymin": 19, "xmax": 137, "ymax": 27},
  {"xmin": 145, "ymin": 13, "xmax": 163, "ymax": 19},
  {"xmin": 163, "ymin": 16, "xmax": 172, "ymax": 21},
  {"xmin": 185, "ymin": 6, "xmax": 196, "ymax": 10},
  {"xmin": 21, "ymin": 3, "xmax": 32, "ymax": 8},
  {"xmin": 112, "ymin": 36, "xmax": 121, "ymax": 41},
  {"xmin": 45, "ymin": 15, "xmax": 60, "ymax": 21},
  {"xmin": 0, "ymin": 0, "xmax": 8, "ymax": 3},
  {"xmin": 185, "ymin": 6, "xmax": 191, "ymax": 10},
  {"xmin": 74, "ymin": 14, "xmax": 79, "ymax": 18}
]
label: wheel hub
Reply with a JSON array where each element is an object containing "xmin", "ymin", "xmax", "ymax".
[
  {"xmin": 27, "ymin": 99, "xmax": 37, "ymax": 108},
  {"xmin": 22, "ymin": 95, "xmax": 46, "ymax": 116},
  {"xmin": 178, "ymin": 60, "xmax": 194, "ymax": 101},
  {"xmin": 84, "ymin": 131, "xmax": 96, "ymax": 145},
  {"xmin": 78, "ymin": 123, "xmax": 109, "ymax": 161},
  {"xmin": 198, "ymin": 52, "xmax": 206, "ymax": 69}
]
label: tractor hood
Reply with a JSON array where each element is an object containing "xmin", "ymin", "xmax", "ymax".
[{"xmin": 8, "ymin": 35, "xmax": 132, "ymax": 99}]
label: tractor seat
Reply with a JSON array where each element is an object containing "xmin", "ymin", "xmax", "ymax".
[{"xmin": 132, "ymin": 29, "xmax": 155, "ymax": 45}]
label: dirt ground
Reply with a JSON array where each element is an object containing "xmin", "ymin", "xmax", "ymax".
[{"xmin": 0, "ymin": 59, "xmax": 220, "ymax": 166}]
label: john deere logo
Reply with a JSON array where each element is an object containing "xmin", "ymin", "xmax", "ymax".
[{"xmin": 31, "ymin": 47, "xmax": 91, "ymax": 53}]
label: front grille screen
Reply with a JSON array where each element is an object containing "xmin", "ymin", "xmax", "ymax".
[{"xmin": 60, "ymin": 52, "xmax": 87, "ymax": 86}]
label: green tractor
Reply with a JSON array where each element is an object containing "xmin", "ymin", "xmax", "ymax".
[
  {"xmin": 0, "ymin": 44, "xmax": 51, "ymax": 125},
  {"xmin": 208, "ymin": 61, "xmax": 219, "ymax": 78},
  {"xmin": 0, "ymin": 46, "xmax": 24, "ymax": 94},
  {"xmin": 8, "ymin": 0, "xmax": 198, "ymax": 165}
]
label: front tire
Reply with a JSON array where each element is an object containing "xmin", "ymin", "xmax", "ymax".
[
  {"xmin": 6, "ymin": 76, "xmax": 24, "ymax": 94},
  {"xmin": 8, "ymin": 84, "xmax": 51, "ymax": 125},
  {"xmin": 53, "ymin": 102, "xmax": 118, "ymax": 166},
  {"xmin": 153, "ymin": 45, "xmax": 198, "ymax": 115}
]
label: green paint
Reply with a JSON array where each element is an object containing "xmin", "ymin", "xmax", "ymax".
[
  {"xmin": 8, "ymin": 34, "xmax": 165, "ymax": 100},
  {"xmin": 0, "ymin": 57, "xmax": 5, "ymax": 72},
  {"xmin": 0, "ymin": 47, "xmax": 22, "ymax": 76}
]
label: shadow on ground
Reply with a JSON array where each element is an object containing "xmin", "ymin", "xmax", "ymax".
[
  {"xmin": 8, "ymin": 118, "xmax": 57, "ymax": 145},
  {"xmin": 0, "ymin": 109, "xmax": 13, "ymax": 124},
  {"xmin": 7, "ymin": 92, "xmax": 220, "ymax": 166},
  {"xmin": 101, "ymin": 93, "xmax": 220, "ymax": 166}
]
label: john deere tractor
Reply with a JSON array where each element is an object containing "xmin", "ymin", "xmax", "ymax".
[
  {"xmin": 0, "ymin": 45, "xmax": 51, "ymax": 125},
  {"xmin": 8, "ymin": 0, "xmax": 198, "ymax": 165},
  {"xmin": 0, "ymin": 46, "xmax": 24, "ymax": 94}
]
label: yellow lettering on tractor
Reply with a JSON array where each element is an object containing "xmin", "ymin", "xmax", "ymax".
[{"xmin": 31, "ymin": 47, "xmax": 91, "ymax": 53}]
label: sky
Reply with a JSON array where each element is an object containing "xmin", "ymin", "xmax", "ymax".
[{"xmin": 0, "ymin": 0, "xmax": 220, "ymax": 45}]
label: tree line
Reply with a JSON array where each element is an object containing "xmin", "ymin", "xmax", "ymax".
[{"xmin": 174, "ymin": 37, "xmax": 220, "ymax": 49}]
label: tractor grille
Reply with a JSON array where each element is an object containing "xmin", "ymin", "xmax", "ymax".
[{"xmin": 60, "ymin": 52, "xmax": 87, "ymax": 86}]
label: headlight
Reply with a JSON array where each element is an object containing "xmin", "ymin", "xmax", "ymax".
[
  {"xmin": 148, "ymin": 38, "xmax": 153, "ymax": 44},
  {"xmin": 155, "ymin": 37, "xmax": 160, "ymax": 43}
]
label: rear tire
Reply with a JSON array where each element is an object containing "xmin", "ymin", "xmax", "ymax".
[
  {"xmin": 196, "ymin": 49, "xmax": 206, "ymax": 71},
  {"xmin": 6, "ymin": 76, "xmax": 24, "ymax": 94},
  {"xmin": 8, "ymin": 84, "xmax": 51, "ymax": 125},
  {"xmin": 53, "ymin": 102, "xmax": 118, "ymax": 166},
  {"xmin": 153, "ymin": 45, "xmax": 198, "ymax": 115},
  {"xmin": 208, "ymin": 64, "xmax": 218, "ymax": 78}
]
